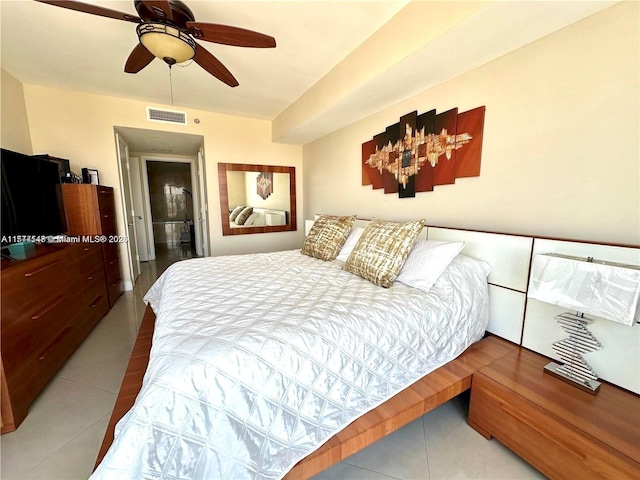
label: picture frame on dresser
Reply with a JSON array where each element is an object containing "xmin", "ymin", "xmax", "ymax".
[{"xmin": 82, "ymin": 168, "xmax": 99, "ymax": 185}]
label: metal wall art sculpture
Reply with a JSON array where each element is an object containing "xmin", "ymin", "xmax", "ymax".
[{"xmin": 362, "ymin": 106, "xmax": 485, "ymax": 197}]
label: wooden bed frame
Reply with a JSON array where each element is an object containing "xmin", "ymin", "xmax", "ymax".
[
  {"xmin": 95, "ymin": 305, "xmax": 517, "ymax": 477},
  {"xmin": 94, "ymin": 222, "xmax": 639, "ymax": 477}
]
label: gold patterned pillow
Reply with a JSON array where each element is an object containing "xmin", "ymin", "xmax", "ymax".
[
  {"xmin": 229, "ymin": 205, "xmax": 245, "ymax": 222},
  {"xmin": 301, "ymin": 215, "xmax": 357, "ymax": 261},
  {"xmin": 235, "ymin": 206, "xmax": 254, "ymax": 225},
  {"xmin": 344, "ymin": 218, "xmax": 425, "ymax": 287}
]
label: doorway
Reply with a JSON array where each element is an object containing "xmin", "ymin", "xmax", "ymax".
[
  {"xmin": 114, "ymin": 126, "xmax": 208, "ymax": 284},
  {"xmin": 146, "ymin": 160, "xmax": 197, "ymax": 265}
]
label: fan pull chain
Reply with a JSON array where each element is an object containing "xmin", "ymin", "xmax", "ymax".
[{"xmin": 169, "ymin": 65, "xmax": 174, "ymax": 106}]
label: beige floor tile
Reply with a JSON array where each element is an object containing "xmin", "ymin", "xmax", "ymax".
[
  {"xmin": 312, "ymin": 460, "xmax": 401, "ymax": 480},
  {"xmin": 58, "ymin": 343, "xmax": 135, "ymax": 393},
  {"xmin": 0, "ymin": 379, "xmax": 115, "ymax": 478},
  {"xmin": 13, "ymin": 414, "xmax": 110, "ymax": 480},
  {"xmin": 423, "ymin": 397, "xmax": 544, "ymax": 480},
  {"xmin": 342, "ymin": 416, "xmax": 429, "ymax": 480}
]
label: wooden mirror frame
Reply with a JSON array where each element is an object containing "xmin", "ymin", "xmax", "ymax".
[{"xmin": 218, "ymin": 163, "xmax": 297, "ymax": 236}]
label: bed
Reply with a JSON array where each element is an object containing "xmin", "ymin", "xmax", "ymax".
[{"xmin": 93, "ymin": 217, "xmax": 534, "ymax": 479}]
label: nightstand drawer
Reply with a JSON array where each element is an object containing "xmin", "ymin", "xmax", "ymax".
[{"xmin": 469, "ymin": 373, "xmax": 639, "ymax": 479}]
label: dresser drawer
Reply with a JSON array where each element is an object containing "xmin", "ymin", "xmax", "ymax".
[
  {"xmin": 100, "ymin": 213, "xmax": 117, "ymax": 235},
  {"xmin": 103, "ymin": 243, "xmax": 119, "ymax": 263},
  {"xmin": 1, "ymin": 249, "xmax": 73, "ymax": 319},
  {"xmin": 469, "ymin": 373, "xmax": 639, "ymax": 479},
  {"xmin": 2, "ymin": 292, "xmax": 77, "ymax": 379},
  {"xmin": 6, "ymin": 322, "xmax": 77, "ymax": 423},
  {"xmin": 107, "ymin": 277, "xmax": 123, "ymax": 306},
  {"xmin": 76, "ymin": 243, "xmax": 104, "ymax": 269},
  {"xmin": 104, "ymin": 255, "xmax": 121, "ymax": 283},
  {"xmin": 82, "ymin": 264, "xmax": 107, "ymax": 300},
  {"xmin": 77, "ymin": 293, "xmax": 109, "ymax": 340},
  {"xmin": 96, "ymin": 187, "xmax": 115, "ymax": 216}
]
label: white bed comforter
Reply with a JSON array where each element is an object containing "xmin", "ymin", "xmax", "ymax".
[{"xmin": 92, "ymin": 250, "xmax": 489, "ymax": 480}]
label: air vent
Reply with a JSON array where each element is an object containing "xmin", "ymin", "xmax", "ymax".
[{"xmin": 146, "ymin": 107, "xmax": 187, "ymax": 125}]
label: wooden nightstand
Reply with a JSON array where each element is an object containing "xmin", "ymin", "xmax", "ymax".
[{"xmin": 468, "ymin": 348, "xmax": 640, "ymax": 479}]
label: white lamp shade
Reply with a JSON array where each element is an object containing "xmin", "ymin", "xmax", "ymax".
[{"xmin": 528, "ymin": 254, "xmax": 640, "ymax": 326}]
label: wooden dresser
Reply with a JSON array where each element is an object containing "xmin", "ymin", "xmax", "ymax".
[
  {"xmin": 1, "ymin": 184, "xmax": 125, "ymax": 433},
  {"xmin": 468, "ymin": 348, "xmax": 640, "ymax": 479},
  {"xmin": 62, "ymin": 184, "xmax": 123, "ymax": 307},
  {"xmin": 1, "ymin": 243, "xmax": 109, "ymax": 433}
]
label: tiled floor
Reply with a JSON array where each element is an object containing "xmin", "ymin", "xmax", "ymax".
[{"xmin": 0, "ymin": 246, "xmax": 545, "ymax": 480}]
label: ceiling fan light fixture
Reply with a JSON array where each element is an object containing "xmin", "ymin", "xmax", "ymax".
[{"xmin": 137, "ymin": 23, "xmax": 196, "ymax": 65}]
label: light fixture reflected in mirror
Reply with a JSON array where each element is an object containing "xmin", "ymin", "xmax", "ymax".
[{"xmin": 218, "ymin": 163, "xmax": 296, "ymax": 236}]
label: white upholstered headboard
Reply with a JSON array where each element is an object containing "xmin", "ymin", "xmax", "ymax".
[{"xmin": 304, "ymin": 218, "xmax": 640, "ymax": 394}]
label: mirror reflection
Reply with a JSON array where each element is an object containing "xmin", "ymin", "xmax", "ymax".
[
  {"xmin": 227, "ymin": 171, "xmax": 290, "ymax": 227},
  {"xmin": 218, "ymin": 163, "xmax": 297, "ymax": 236}
]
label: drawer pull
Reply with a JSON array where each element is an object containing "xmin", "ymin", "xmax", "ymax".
[
  {"xmin": 89, "ymin": 296, "xmax": 102, "ymax": 308},
  {"xmin": 32, "ymin": 295, "xmax": 66, "ymax": 320},
  {"xmin": 24, "ymin": 260, "xmax": 62, "ymax": 277},
  {"xmin": 498, "ymin": 401, "xmax": 586, "ymax": 460}
]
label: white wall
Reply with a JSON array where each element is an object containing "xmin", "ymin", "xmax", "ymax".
[
  {"xmin": 1, "ymin": 69, "xmax": 33, "ymax": 154},
  {"xmin": 20, "ymin": 86, "xmax": 303, "ymax": 287},
  {"xmin": 302, "ymin": 3, "xmax": 639, "ymax": 246}
]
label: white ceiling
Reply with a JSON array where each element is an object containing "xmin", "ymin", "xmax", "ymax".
[
  {"xmin": 1, "ymin": 0, "xmax": 619, "ymax": 152},
  {"xmin": 1, "ymin": 0, "xmax": 407, "ymax": 119}
]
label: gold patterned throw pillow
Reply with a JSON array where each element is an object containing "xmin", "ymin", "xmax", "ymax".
[
  {"xmin": 235, "ymin": 206, "xmax": 254, "ymax": 225},
  {"xmin": 301, "ymin": 215, "xmax": 357, "ymax": 261},
  {"xmin": 344, "ymin": 218, "xmax": 425, "ymax": 287},
  {"xmin": 229, "ymin": 205, "xmax": 245, "ymax": 222}
]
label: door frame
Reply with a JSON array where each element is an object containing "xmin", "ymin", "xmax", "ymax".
[
  {"xmin": 128, "ymin": 155, "xmax": 151, "ymax": 262},
  {"xmin": 115, "ymin": 133, "xmax": 141, "ymax": 290},
  {"xmin": 141, "ymin": 155, "xmax": 206, "ymax": 258},
  {"xmin": 196, "ymin": 148, "xmax": 210, "ymax": 257}
]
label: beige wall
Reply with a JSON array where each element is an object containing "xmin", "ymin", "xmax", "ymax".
[
  {"xmin": 20, "ymin": 85, "xmax": 303, "ymax": 287},
  {"xmin": 303, "ymin": 2, "xmax": 639, "ymax": 246},
  {"xmin": 226, "ymin": 171, "xmax": 290, "ymax": 212},
  {"xmin": 243, "ymin": 172, "xmax": 290, "ymax": 212},
  {"xmin": 227, "ymin": 171, "xmax": 247, "ymax": 208},
  {"xmin": 1, "ymin": 69, "xmax": 33, "ymax": 154}
]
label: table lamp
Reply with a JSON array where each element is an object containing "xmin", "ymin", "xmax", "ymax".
[{"xmin": 527, "ymin": 253, "xmax": 640, "ymax": 393}]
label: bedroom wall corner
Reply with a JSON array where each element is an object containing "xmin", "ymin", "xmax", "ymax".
[
  {"xmin": 1, "ymin": 69, "xmax": 33, "ymax": 155},
  {"xmin": 301, "ymin": 2, "xmax": 640, "ymax": 246}
]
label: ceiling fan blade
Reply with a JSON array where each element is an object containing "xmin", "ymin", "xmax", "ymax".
[
  {"xmin": 186, "ymin": 22, "xmax": 276, "ymax": 48},
  {"xmin": 124, "ymin": 44, "xmax": 155, "ymax": 74},
  {"xmin": 140, "ymin": 1, "xmax": 172, "ymax": 21},
  {"xmin": 33, "ymin": 0, "xmax": 140, "ymax": 23},
  {"xmin": 193, "ymin": 44, "xmax": 239, "ymax": 87}
]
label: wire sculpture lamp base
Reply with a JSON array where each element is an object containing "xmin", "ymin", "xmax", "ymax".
[{"xmin": 543, "ymin": 312, "xmax": 602, "ymax": 394}]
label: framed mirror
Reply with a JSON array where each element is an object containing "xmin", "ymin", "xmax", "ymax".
[{"xmin": 218, "ymin": 163, "xmax": 297, "ymax": 236}]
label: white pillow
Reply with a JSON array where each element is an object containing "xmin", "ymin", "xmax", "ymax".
[
  {"xmin": 396, "ymin": 240, "xmax": 465, "ymax": 293},
  {"xmin": 336, "ymin": 226, "xmax": 365, "ymax": 261}
]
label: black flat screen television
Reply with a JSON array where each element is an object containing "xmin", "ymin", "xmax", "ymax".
[{"xmin": 1, "ymin": 148, "xmax": 67, "ymax": 245}]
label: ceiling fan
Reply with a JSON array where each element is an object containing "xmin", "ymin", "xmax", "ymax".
[{"xmin": 34, "ymin": 0, "xmax": 277, "ymax": 87}]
